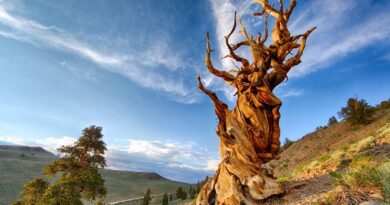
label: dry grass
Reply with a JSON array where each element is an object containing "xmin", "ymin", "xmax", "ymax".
[
  {"xmin": 274, "ymin": 109, "xmax": 390, "ymax": 179},
  {"xmin": 327, "ymin": 157, "xmax": 390, "ymax": 204}
]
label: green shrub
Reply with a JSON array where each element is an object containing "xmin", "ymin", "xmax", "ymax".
[
  {"xmin": 338, "ymin": 98, "xmax": 375, "ymax": 125},
  {"xmin": 377, "ymin": 162, "xmax": 390, "ymax": 202},
  {"xmin": 276, "ymin": 176, "xmax": 290, "ymax": 183},
  {"xmin": 292, "ymin": 164, "xmax": 306, "ymax": 176},
  {"xmin": 317, "ymin": 154, "xmax": 331, "ymax": 163},
  {"xmin": 328, "ymin": 116, "xmax": 338, "ymax": 126},
  {"xmin": 375, "ymin": 99, "xmax": 390, "ymax": 110}
]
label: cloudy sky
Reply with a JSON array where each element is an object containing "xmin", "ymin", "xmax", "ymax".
[{"xmin": 0, "ymin": 0, "xmax": 390, "ymax": 183}]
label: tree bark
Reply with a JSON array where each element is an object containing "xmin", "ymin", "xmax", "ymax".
[{"xmin": 196, "ymin": 87, "xmax": 284, "ymax": 204}]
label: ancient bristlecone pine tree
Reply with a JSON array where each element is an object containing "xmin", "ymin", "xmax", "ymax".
[{"xmin": 197, "ymin": 0, "xmax": 315, "ymax": 204}]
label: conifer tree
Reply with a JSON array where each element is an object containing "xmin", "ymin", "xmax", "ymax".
[
  {"xmin": 13, "ymin": 125, "xmax": 107, "ymax": 205},
  {"xmin": 338, "ymin": 98, "xmax": 374, "ymax": 124},
  {"xmin": 142, "ymin": 189, "xmax": 151, "ymax": 205},
  {"xmin": 328, "ymin": 116, "xmax": 338, "ymax": 126},
  {"xmin": 161, "ymin": 193, "xmax": 168, "ymax": 205},
  {"xmin": 196, "ymin": 181, "xmax": 201, "ymax": 193},
  {"xmin": 181, "ymin": 190, "xmax": 187, "ymax": 200},
  {"xmin": 189, "ymin": 186, "xmax": 195, "ymax": 199},
  {"xmin": 176, "ymin": 187, "xmax": 183, "ymax": 199}
]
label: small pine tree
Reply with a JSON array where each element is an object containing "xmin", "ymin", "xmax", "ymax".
[
  {"xmin": 196, "ymin": 181, "xmax": 201, "ymax": 193},
  {"xmin": 181, "ymin": 190, "xmax": 187, "ymax": 200},
  {"xmin": 142, "ymin": 189, "xmax": 151, "ymax": 205},
  {"xmin": 162, "ymin": 193, "xmax": 168, "ymax": 205},
  {"xmin": 13, "ymin": 125, "xmax": 107, "ymax": 205},
  {"xmin": 338, "ymin": 98, "xmax": 374, "ymax": 124},
  {"xmin": 189, "ymin": 186, "xmax": 195, "ymax": 199},
  {"xmin": 328, "ymin": 116, "xmax": 338, "ymax": 126},
  {"xmin": 176, "ymin": 187, "xmax": 182, "ymax": 199}
]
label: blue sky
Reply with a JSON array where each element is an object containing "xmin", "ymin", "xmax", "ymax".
[{"xmin": 0, "ymin": 0, "xmax": 389, "ymax": 183}]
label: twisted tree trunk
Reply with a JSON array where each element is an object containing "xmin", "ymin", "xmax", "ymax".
[{"xmin": 196, "ymin": 0, "xmax": 315, "ymax": 204}]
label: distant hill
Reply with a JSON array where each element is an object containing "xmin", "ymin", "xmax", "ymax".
[{"xmin": 0, "ymin": 145, "xmax": 191, "ymax": 205}]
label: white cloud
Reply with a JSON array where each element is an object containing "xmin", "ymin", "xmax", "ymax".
[
  {"xmin": 0, "ymin": 4, "xmax": 200, "ymax": 104},
  {"xmin": 109, "ymin": 139, "xmax": 219, "ymax": 171},
  {"xmin": 35, "ymin": 136, "xmax": 77, "ymax": 153},
  {"xmin": 0, "ymin": 136, "xmax": 29, "ymax": 145},
  {"xmin": 206, "ymin": 159, "xmax": 220, "ymax": 171},
  {"xmin": 105, "ymin": 139, "xmax": 219, "ymax": 182},
  {"xmin": 274, "ymin": 87, "xmax": 304, "ymax": 98},
  {"xmin": 0, "ymin": 136, "xmax": 77, "ymax": 153},
  {"xmin": 274, "ymin": 83, "xmax": 304, "ymax": 98}
]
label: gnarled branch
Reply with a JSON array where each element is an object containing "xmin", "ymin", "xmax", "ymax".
[
  {"xmin": 224, "ymin": 12, "xmax": 250, "ymax": 69},
  {"xmin": 197, "ymin": 75, "xmax": 228, "ymax": 125},
  {"xmin": 205, "ymin": 32, "xmax": 235, "ymax": 82}
]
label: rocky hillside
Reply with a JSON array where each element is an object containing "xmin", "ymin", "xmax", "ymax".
[{"xmin": 264, "ymin": 109, "xmax": 390, "ymax": 204}]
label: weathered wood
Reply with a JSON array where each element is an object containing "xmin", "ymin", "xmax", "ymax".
[{"xmin": 197, "ymin": 0, "xmax": 315, "ymax": 204}]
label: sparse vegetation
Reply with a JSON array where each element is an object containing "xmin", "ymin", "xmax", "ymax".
[
  {"xmin": 329, "ymin": 157, "xmax": 390, "ymax": 203},
  {"xmin": 279, "ymin": 138, "xmax": 295, "ymax": 153},
  {"xmin": 290, "ymin": 135, "xmax": 379, "ymax": 179}
]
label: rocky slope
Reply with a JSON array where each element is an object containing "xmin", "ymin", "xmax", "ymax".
[{"xmin": 262, "ymin": 109, "xmax": 390, "ymax": 204}]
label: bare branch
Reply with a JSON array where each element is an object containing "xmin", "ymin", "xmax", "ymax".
[
  {"xmin": 231, "ymin": 41, "xmax": 250, "ymax": 50},
  {"xmin": 278, "ymin": 0, "xmax": 284, "ymax": 16},
  {"xmin": 197, "ymin": 75, "xmax": 228, "ymax": 124},
  {"xmin": 253, "ymin": 9, "xmax": 266, "ymax": 16},
  {"xmin": 284, "ymin": 0, "xmax": 296, "ymax": 22},
  {"xmin": 261, "ymin": 13, "xmax": 269, "ymax": 44},
  {"xmin": 254, "ymin": 0, "xmax": 287, "ymax": 30},
  {"xmin": 205, "ymin": 32, "xmax": 235, "ymax": 82},
  {"xmin": 224, "ymin": 13, "xmax": 251, "ymax": 68},
  {"xmin": 285, "ymin": 27, "xmax": 317, "ymax": 68}
]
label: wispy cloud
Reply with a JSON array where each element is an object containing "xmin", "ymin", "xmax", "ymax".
[
  {"xmin": 0, "ymin": 136, "xmax": 218, "ymax": 183},
  {"xmin": 0, "ymin": 136, "xmax": 77, "ymax": 153},
  {"xmin": 275, "ymin": 88, "xmax": 304, "ymax": 98},
  {"xmin": 208, "ymin": 0, "xmax": 390, "ymax": 100},
  {"xmin": 60, "ymin": 61, "xmax": 97, "ymax": 81},
  {"xmin": 288, "ymin": 0, "xmax": 390, "ymax": 77},
  {"xmin": 0, "ymin": 4, "xmax": 200, "ymax": 104}
]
